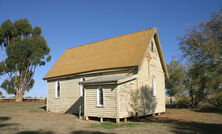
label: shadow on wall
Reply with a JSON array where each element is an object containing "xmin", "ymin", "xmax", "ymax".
[
  {"xmin": 65, "ymin": 97, "xmax": 84, "ymax": 115},
  {"xmin": 130, "ymin": 85, "xmax": 157, "ymax": 116},
  {"xmin": 64, "ymin": 85, "xmax": 117, "ymax": 115}
]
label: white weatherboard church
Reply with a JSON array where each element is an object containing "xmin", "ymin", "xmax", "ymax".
[{"xmin": 43, "ymin": 28, "xmax": 168, "ymax": 123}]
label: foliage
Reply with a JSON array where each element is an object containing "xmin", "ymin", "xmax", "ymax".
[
  {"xmin": 166, "ymin": 60, "xmax": 186, "ymax": 96},
  {"xmin": 0, "ymin": 19, "xmax": 51, "ymax": 101},
  {"xmin": 167, "ymin": 8, "xmax": 222, "ymax": 108},
  {"xmin": 44, "ymin": 98, "xmax": 47, "ymax": 104},
  {"xmin": 174, "ymin": 96, "xmax": 190, "ymax": 108},
  {"xmin": 130, "ymin": 88, "xmax": 139, "ymax": 115},
  {"xmin": 139, "ymin": 86, "xmax": 157, "ymax": 114},
  {"xmin": 0, "ymin": 91, "xmax": 2, "ymax": 96},
  {"xmin": 130, "ymin": 86, "xmax": 157, "ymax": 115}
]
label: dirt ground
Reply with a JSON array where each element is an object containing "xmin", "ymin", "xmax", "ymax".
[{"xmin": 0, "ymin": 102, "xmax": 222, "ymax": 134}]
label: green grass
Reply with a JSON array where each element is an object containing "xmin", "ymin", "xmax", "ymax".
[
  {"xmin": 87, "ymin": 122, "xmax": 142, "ymax": 129},
  {"xmin": 29, "ymin": 108, "xmax": 44, "ymax": 113},
  {"xmin": 0, "ymin": 103, "xmax": 45, "ymax": 113}
]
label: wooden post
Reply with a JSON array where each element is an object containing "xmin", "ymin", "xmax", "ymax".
[
  {"xmin": 100, "ymin": 117, "xmax": 103, "ymax": 123},
  {"xmin": 124, "ymin": 118, "xmax": 127, "ymax": 122},
  {"xmin": 84, "ymin": 86, "xmax": 86, "ymax": 118},
  {"xmin": 116, "ymin": 118, "xmax": 120, "ymax": 123},
  {"xmin": 79, "ymin": 105, "xmax": 82, "ymax": 119},
  {"xmin": 85, "ymin": 116, "xmax": 89, "ymax": 121}
]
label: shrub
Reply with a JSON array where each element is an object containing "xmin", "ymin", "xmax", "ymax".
[
  {"xmin": 44, "ymin": 98, "xmax": 47, "ymax": 104},
  {"xmin": 175, "ymin": 96, "xmax": 189, "ymax": 108},
  {"xmin": 198, "ymin": 102, "xmax": 214, "ymax": 110}
]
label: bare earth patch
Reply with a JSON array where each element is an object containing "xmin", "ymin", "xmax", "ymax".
[{"xmin": 0, "ymin": 102, "xmax": 222, "ymax": 134}]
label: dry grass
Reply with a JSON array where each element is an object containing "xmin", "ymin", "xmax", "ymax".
[{"xmin": 0, "ymin": 102, "xmax": 222, "ymax": 134}]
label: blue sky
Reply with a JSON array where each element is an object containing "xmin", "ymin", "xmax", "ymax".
[{"xmin": 0, "ymin": 0, "xmax": 221, "ymax": 97}]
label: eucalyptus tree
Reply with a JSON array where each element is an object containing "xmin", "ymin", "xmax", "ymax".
[
  {"xmin": 178, "ymin": 8, "xmax": 222, "ymax": 107},
  {"xmin": 166, "ymin": 60, "xmax": 186, "ymax": 97},
  {"xmin": 0, "ymin": 19, "xmax": 51, "ymax": 102}
]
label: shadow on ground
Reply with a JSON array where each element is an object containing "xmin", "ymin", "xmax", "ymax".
[
  {"xmin": 40, "ymin": 106, "xmax": 47, "ymax": 111},
  {"xmin": 131, "ymin": 116, "xmax": 222, "ymax": 134},
  {"xmin": 17, "ymin": 131, "xmax": 53, "ymax": 134},
  {"xmin": 71, "ymin": 131, "xmax": 114, "ymax": 134},
  {"xmin": 192, "ymin": 108, "xmax": 222, "ymax": 115},
  {"xmin": 0, "ymin": 116, "xmax": 19, "ymax": 128},
  {"xmin": 16, "ymin": 131, "xmax": 113, "ymax": 134}
]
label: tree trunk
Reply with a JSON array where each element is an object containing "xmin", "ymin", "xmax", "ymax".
[{"xmin": 16, "ymin": 93, "xmax": 23, "ymax": 102}]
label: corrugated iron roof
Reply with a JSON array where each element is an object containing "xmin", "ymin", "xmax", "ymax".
[
  {"xmin": 80, "ymin": 76, "xmax": 128, "ymax": 83},
  {"xmin": 80, "ymin": 75, "xmax": 136, "ymax": 85},
  {"xmin": 44, "ymin": 28, "xmax": 168, "ymax": 80}
]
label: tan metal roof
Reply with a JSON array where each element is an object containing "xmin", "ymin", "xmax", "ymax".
[
  {"xmin": 79, "ymin": 75, "xmax": 137, "ymax": 85},
  {"xmin": 79, "ymin": 75, "xmax": 130, "ymax": 85},
  {"xmin": 44, "ymin": 28, "xmax": 168, "ymax": 80}
]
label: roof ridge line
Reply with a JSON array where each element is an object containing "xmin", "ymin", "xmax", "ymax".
[{"xmin": 67, "ymin": 27, "xmax": 156, "ymax": 50}]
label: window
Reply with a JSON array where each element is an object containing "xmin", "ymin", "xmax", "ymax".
[
  {"xmin": 151, "ymin": 41, "xmax": 154, "ymax": 52},
  {"xmin": 97, "ymin": 87, "xmax": 104, "ymax": 107},
  {"xmin": 80, "ymin": 77, "xmax": 85, "ymax": 97},
  {"xmin": 55, "ymin": 81, "xmax": 60, "ymax": 98},
  {"xmin": 152, "ymin": 77, "xmax": 156, "ymax": 96}
]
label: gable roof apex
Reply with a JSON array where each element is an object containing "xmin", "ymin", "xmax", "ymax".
[{"xmin": 44, "ymin": 28, "xmax": 168, "ymax": 80}]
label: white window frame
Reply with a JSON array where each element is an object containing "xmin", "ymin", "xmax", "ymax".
[
  {"xmin": 80, "ymin": 77, "xmax": 85, "ymax": 97},
  {"xmin": 152, "ymin": 77, "xmax": 156, "ymax": 97},
  {"xmin": 97, "ymin": 87, "xmax": 104, "ymax": 107},
  {"xmin": 55, "ymin": 81, "xmax": 61, "ymax": 98}
]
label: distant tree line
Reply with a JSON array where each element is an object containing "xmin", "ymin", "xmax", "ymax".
[{"xmin": 166, "ymin": 8, "xmax": 222, "ymax": 108}]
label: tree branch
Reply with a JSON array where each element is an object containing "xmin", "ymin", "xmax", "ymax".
[
  {"xmin": 21, "ymin": 58, "xmax": 31, "ymax": 93},
  {"xmin": 0, "ymin": 45, "xmax": 8, "ymax": 69},
  {"xmin": 14, "ymin": 65, "xmax": 18, "ymax": 93}
]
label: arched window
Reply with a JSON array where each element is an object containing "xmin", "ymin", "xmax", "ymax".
[
  {"xmin": 151, "ymin": 41, "xmax": 154, "ymax": 52},
  {"xmin": 152, "ymin": 77, "xmax": 156, "ymax": 96},
  {"xmin": 55, "ymin": 81, "xmax": 60, "ymax": 98},
  {"xmin": 97, "ymin": 87, "xmax": 104, "ymax": 107},
  {"xmin": 80, "ymin": 77, "xmax": 85, "ymax": 97}
]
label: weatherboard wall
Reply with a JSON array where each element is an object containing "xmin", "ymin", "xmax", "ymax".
[
  {"xmin": 46, "ymin": 72, "xmax": 130, "ymax": 114},
  {"xmin": 46, "ymin": 36, "xmax": 166, "ymax": 118},
  {"xmin": 84, "ymin": 85, "xmax": 118, "ymax": 118},
  {"xmin": 137, "ymin": 36, "xmax": 166, "ymax": 115}
]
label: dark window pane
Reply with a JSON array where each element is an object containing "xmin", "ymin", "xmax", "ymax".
[
  {"xmin": 99, "ymin": 88, "xmax": 103, "ymax": 105},
  {"xmin": 57, "ymin": 82, "xmax": 60, "ymax": 97},
  {"xmin": 57, "ymin": 88, "xmax": 60, "ymax": 97}
]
